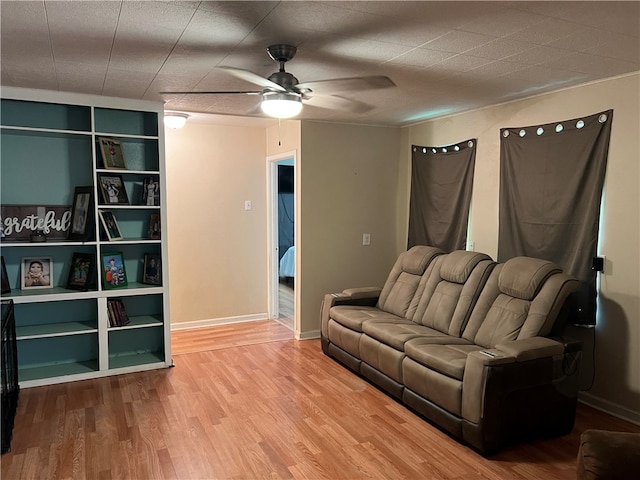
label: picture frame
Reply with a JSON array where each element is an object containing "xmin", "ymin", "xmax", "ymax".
[
  {"xmin": 66, "ymin": 252, "xmax": 96, "ymax": 291},
  {"xmin": 101, "ymin": 252, "xmax": 128, "ymax": 289},
  {"xmin": 148, "ymin": 213, "xmax": 161, "ymax": 240},
  {"xmin": 142, "ymin": 177, "xmax": 160, "ymax": 206},
  {"xmin": 1, "ymin": 256, "xmax": 11, "ymax": 294},
  {"xmin": 98, "ymin": 174, "xmax": 129, "ymax": 205},
  {"xmin": 98, "ymin": 137, "xmax": 127, "ymax": 169},
  {"xmin": 67, "ymin": 186, "xmax": 94, "ymax": 241},
  {"xmin": 142, "ymin": 253, "xmax": 162, "ymax": 285},
  {"xmin": 21, "ymin": 257, "xmax": 53, "ymax": 290},
  {"xmin": 98, "ymin": 210, "xmax": 123, "ymax": 241}
]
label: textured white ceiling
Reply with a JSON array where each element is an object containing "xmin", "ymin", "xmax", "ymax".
[{"xmin": 1, "ymin": 1, "xmax": 638, "ymax": 126}]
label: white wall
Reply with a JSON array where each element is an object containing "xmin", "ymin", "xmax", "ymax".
[{"xmin": 403, "ymin": 73, "xmax": 640, "ymax": 422}]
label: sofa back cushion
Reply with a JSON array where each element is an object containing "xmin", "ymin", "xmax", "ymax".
[
  {"xmin": 376, "ymin": 246, "xmax": 444, "ymax": 318},
  {"xmin": 411, "ymin": 250, "xmax": 495, "ymax": 336},
  {"xmin": 463, "ymin": 256, "xmax": 578, "ymax": 348}
]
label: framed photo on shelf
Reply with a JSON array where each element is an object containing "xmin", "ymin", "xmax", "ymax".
[
  {"xmin": 1, "ymin": 256, "xmax": 11, "ymax": 294},
  {"xmin": 21, "ymin": 257, "xmax": 53, "ymax": 290},
  {"xmin": 98, "ymin": 137, "xmax": 127, "ymax": 169},
  {"xmin": 68, "ymin": 186, "xmax": 94, "ymax": 241},
  {"xmin": 98, "ymin": 174, "xmax": 129, "ymax": 205},
  {"xmin": 142, "ymin": 177, "xmax": 160, "ymax": 206},
  {"xmin": 101, "ymin": 252, "xmax": 128, "ymax": 289},
  {"xmin": 98, "ymin": 210, "xmax": 123, "ymax": 241},
  {"xmin": 148, "ymin": 213, "xmax": 161, "ymax": 240},
  {"xmin": 66, "ymin": 252, "xmax": 96, "ymax": 291},
  {"xmin": 142, "ymin": 253, "xmax": 162, "ymax": 285}
]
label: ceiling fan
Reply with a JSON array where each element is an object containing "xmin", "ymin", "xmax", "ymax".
[{"xmin": 161, "ymin": 44, "xmax": 396, "ymax": 119}]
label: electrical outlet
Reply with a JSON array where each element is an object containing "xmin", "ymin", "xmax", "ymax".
[
  {"xmin": 362, "ymin": 233, "xmax": 371, "ymax": 246},
  {"xmin": 244, "ymin": 200, "xmax": 252, "ymax": 211},
  {"xmin": 467, "ymin": 241, "xmax": 475, "ymax": 251}
]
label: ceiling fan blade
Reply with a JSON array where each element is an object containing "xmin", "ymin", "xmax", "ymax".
[
  {"xmin": 304, "ymin": 94, "xmax": 373, "ymax": 114},
  {"xmin": 160, "ymin": 91, "xmax": 262, "ymax": 95},
  {"xmin": 297, "ymin": 75, "xmax": 395, "ymax": 95},
  {"xmin": 217, "ymin": 66, "xmax": 286, "ymax": 92}
]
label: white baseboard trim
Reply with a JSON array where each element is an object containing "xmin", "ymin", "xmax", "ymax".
[
  {"xmin": 171, "ymin": 313, "xmax": 268, "ymax": 331},
  {"xmin": 297, "ymin": 329, "xmax": 320, "ymax": 340},
  {"xmin": 579, "ymin": 391, "xmax": 640, "ymax": 426}
]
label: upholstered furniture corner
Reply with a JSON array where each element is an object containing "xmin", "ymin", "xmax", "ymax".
[
  {"xmin": 577, "ymin": 429, "xmax": 640, "ymax": 479},
  {"xmin": 321, "ymin": 245, "xmax": 581, "ymax": 454}
]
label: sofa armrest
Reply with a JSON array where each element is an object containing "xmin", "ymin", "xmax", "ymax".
[
  {"xmin": 462, "ymin": 350, "xmax": 516, "ymax": 424},
  {"xmin": 320, "ymin": 287, "xmax": 381, "ymax": 338},
  {"xmin": 462, "ymin": 339, "xmax": 581, "ymax": 452},
  {"xmin": 340, "ymin": 287, "xmax": 382, "ymax": 300},
  {"xmin": 462, "ymin": 338, "xmax": 568, "ymax": 425},
  {"xmin": 495, "ymin": 337, "xmax": 564, "ymax": 362}
]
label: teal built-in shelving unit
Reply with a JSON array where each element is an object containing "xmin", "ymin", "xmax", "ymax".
[{"xmin": 0, "ymin": 87, "xmax": 171, "ymax": 387}]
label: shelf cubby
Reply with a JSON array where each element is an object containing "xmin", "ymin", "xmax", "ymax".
[
  {"xmin": 94, "ymin": 108, "xmax": 158, "ymax": 137},
  {"xmin": 0, "ymin": 244, "xmax": 99, "ymax": 293},
  {"xmin": 1, "ymin": 129, "xmax": 93, "ymax": 205},
  {"xmin": 14, "ymin": 298, "xmax": 98, "ymax": 339},
  {"xmin": 108, "ymin": 325, "xmax": 164, "ymax": 369},
  {"xmin": 1, "ymin": 99, "xmax": 91, "ymax": 131},
  {"xmin": 17, "ymin": 333, "xmax": 99, "ymax": 381}
]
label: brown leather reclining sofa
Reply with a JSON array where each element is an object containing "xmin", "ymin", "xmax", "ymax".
[{"xmin": 321, "ymin": 245, "xmax": 582, "ymax": 454}]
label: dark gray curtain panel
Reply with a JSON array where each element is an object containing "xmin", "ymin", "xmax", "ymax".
[
  {"xmin": 498, "ymin": 110, "xmax": 613, "ymax": 326},
  {"xmin": 408, "ymin": 140, "xmax": 476, "ymax": 252}
]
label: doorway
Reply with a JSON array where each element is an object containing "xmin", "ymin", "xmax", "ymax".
[{"xmin": 267, "ymin": 151, "xmax": 297, "ymax": 332}]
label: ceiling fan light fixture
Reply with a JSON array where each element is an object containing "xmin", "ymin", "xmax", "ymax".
[
  {"xmin": 261, "ymin": 92, "xmax": 302, "ymax": 119},
  {"xmin": 164, "ymin": 112, "xmax": 189, "ymax": 129}
]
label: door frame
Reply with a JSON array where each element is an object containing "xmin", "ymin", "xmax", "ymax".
[{"xmin": 266, "ymin": 150, "xmax": 298, "ymax": 332}]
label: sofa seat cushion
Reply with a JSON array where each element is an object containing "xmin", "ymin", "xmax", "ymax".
[
  {"xmin": 403, "ymin": 357, "xmax": 463, "ymax": 416},
  {"xmin": 404, "ymin": 341, "xmax": 482, "ymax": 381},
  {"xmin": 330, "ymin": 305, "xmax": 401, "ymax": 332},
  {"xmin": 360, "ymin": 335, "xmax": 406, "ymax": 383},
  {"xmin": 363, "ymin": 321, "xmax": 446, "ymax": 351},
  {"xmin": 327, "ymin": 320, "xmax": 363, "ymax": 358}
]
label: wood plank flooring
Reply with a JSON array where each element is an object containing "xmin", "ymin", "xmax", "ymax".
[
  {"xmin": 171, "ymin": 320, "xmax": 294, "ymax": 355},
  {"xmin": 278, "ymin": 282, "xmax": 295, "ymax": 330},
  {"xmin": 2, "ymin": 320, "xmax": 639, "ymax": 479}
]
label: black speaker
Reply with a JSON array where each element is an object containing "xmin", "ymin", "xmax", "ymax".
[{"xmin": 591, "ymin": 256, "xmax": 604, "ymax": 273}]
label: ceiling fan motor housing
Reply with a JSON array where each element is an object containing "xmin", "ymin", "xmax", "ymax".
[{"xmin": 268, "ymin": 71, "xmax": 299, "ymax": 90}]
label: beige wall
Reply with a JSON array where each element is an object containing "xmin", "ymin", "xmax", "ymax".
[
  {"xmin": 164, "ymin": 117, "xmax": 403, "ymax": 339},
  {"xmin": 403, "ymin": 73, "xmax": 640, "ymax": 421},
  {"xmin": 266, "ymin": 120, "xmax": 301, "ymax": 156},
  {"xmin": 299, "ymin": 121, "xmax": 402, "ymax": 335},
  {"xmin": 165, "ymin": 122, "xmax": 269, "ymax": 325}
]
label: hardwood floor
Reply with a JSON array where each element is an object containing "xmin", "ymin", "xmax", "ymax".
[
  {"xmin": 278, "ymin": 280, "xmax": 295, "ymax": 330},
  {"xmin": 171, "ymin": 320, "xmax": 294, "ymax": 355},
  {"xmin": 2, "ymin": 321, "xmax": 639, "ymax": 479}
]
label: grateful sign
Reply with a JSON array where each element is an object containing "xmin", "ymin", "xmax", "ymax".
[{"xmin": 1, "ymin": 205, "xmax": 72, "ymax": 241}]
